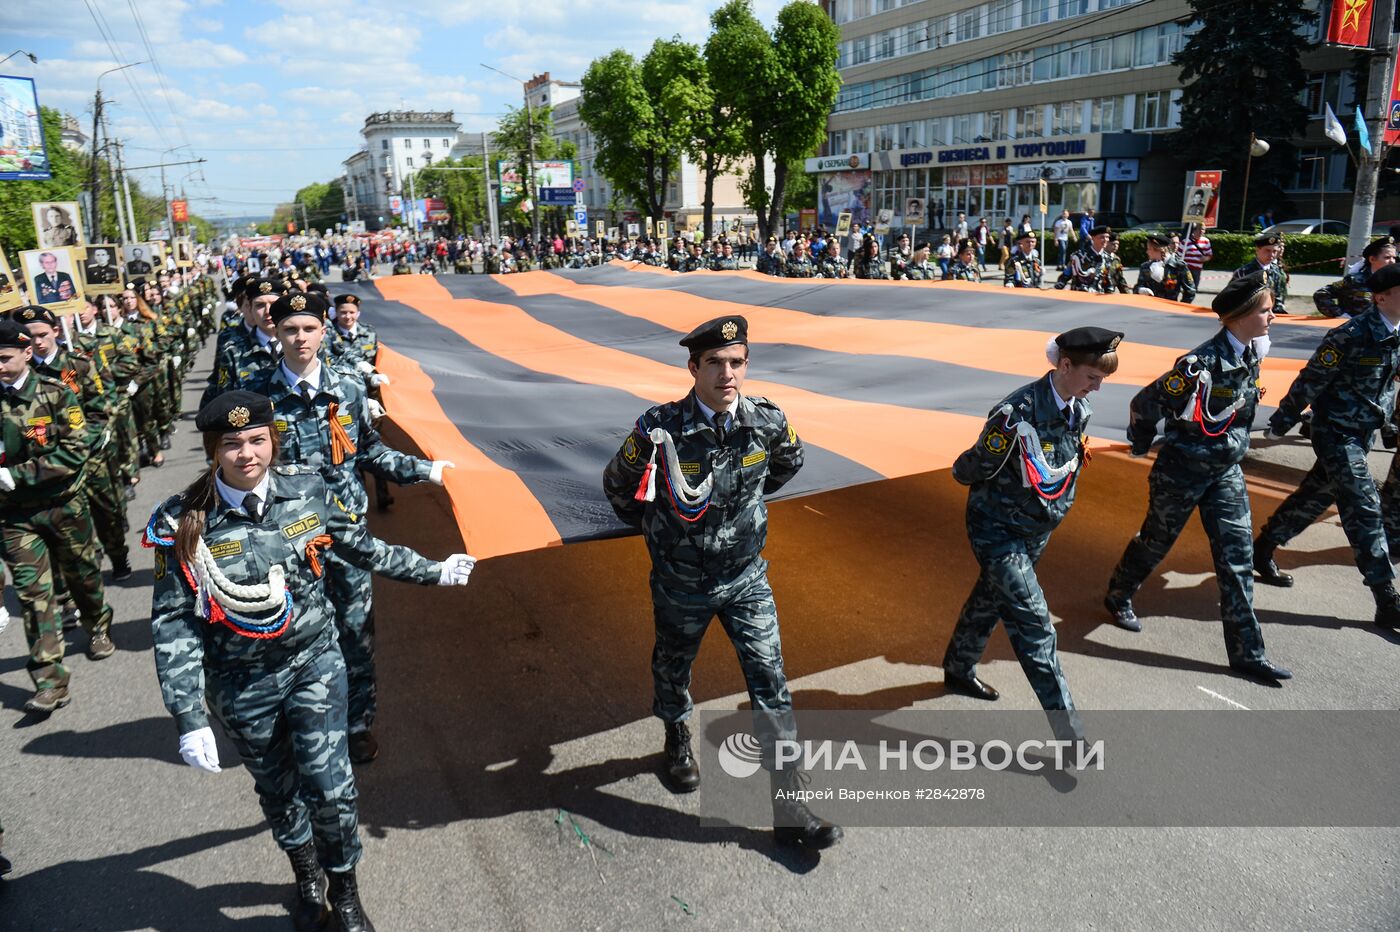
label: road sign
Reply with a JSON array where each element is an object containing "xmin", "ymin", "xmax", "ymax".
[
  {"xmin": 1038, "ymin": 179, "xmax": 1048, "ymax": 216},
  {"xmin": 540, "ymin": 187, "xmax": 576, "ymax": 206},
  {"xmin": 574, "ymin": 207, "xmax": 588, "ymax": 229},
  {"xmin": 572, "ymin": 179, "xmax": 584, "ymax": 193}
]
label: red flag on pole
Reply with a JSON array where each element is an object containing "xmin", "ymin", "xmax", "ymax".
[
  {"xmin": 1326, "ymin": 0, "xmax": 1376, "ymax": 47},
  {"xmin": 1385, "ymin": 43, "xmax": 1400, "ymax": 147}
]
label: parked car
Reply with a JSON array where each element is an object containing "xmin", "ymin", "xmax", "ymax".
[
  {"xmin": 1068, "ymin": 212, "xmax": 1142, "ymax": 232},
  {"xmin": 1261, "ymin": 220, "xmax": 1350, "ymax": 236},
  {"xmin": 1370, "ymin": 220, "xmax": 1400, "ymax": 237},
  {"xmin": 1124, "ymin": 221, "xmax": 1186, "ymax": 233}
]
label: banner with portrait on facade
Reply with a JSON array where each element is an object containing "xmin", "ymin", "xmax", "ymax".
[
  {"xmin": 32, "ymin": 201, "xmax": 84, "ymax": 249},
  {"xmin": 19, "ymin": 246, "xmax": 84, "ymax": 313},
  {"xmin": 818, "ymin": 170, "xmax": 872, "ymax": 229},
  {"xmin": 81, "ymin": 243, "xmax": 123, "ymax": 294}
]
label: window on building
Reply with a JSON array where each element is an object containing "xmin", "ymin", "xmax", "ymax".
[
  {"xmin": 1022, "ymin": 0, "xmax": 1050, "ymax": 26},
  {"xmin": 406, "ymin": 156, "xmax": 414, "ymax": 167},
  {"xmin": 1289, "ymin": 148, "xmax": 1350, "ymax": 191},
  {"xmin": 926, "ymin": 118, "xmax": 946, "ymax": 146},
  {"xmin": 879, "ymin": 29, "xmax": 896, "ymax": 60},
  {"xmin": 381, "ymin": 139, "xmax": 389, "ymax": 150},
  {"xmin": 442, "ymin": 138, "xmax": 450, "ymax": 148},
  {"xmin": 876, "ymin": 123, "xmax": 896, "ymax": 150},
  {"xmin": 876, "ymin": 169, "xmax": 899, "ymax": 213},
  {"xmin": 900, "ymin": 121, "xmax": 921, "ymax": 148},
  {"xmin": 1301, "ymin": 70, "xmax": 1349, "ymax": 118},
  {"xmin": 852, "ymin": 126, "xmax": 871, "ymax": 151},
  {"xmin": 1136, "ymin": 90, "xmax": 1171, "ymax": 129},
  {"xmin": 423, "ymin": 138, "xmax": 431, "ymax": 149},
  {"xmin": 956, "ymin": 7, "xmax": 980, "ymax": 42},
  {"xmin": 985, "ymin": 110, "xmax": 1006, "ymax": 140},
  {"xmin": 1050, "ymin": 100, "xmax": 1082, "ymax": 136},
  {"xmin": 827, "ymin": 129, "xmax": 849, "ymax": 155},
  {"xmin": 952, "ymin": 112, "xmax": 977, "ymax": 144},
  {"xmin": 1057, "ymin": 0, "xmax": 1087, "ymax": 17},
  {"xmin": 1089, "ymin": 96, "xmax": 1121, "ymax": 133},
  {"xmin": 404, "ymin": 138, "xmax": 412, "ymax": 148},
  {"xmin": 989, "ymin": 0, "xmax": 1017, "ymax": 34},
  {"xmin": 1017, "ymin": 105, "xmax": 1043, "ymax": 138},
  {"xmin": 1002, "ymin": 49, "xmax": 1031, "ymax": 87}
]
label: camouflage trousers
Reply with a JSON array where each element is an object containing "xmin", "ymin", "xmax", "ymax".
[
  {"xmin": 1, "ymin": 496, "xmax": 113, "ymax": 691},
  {"xmin": 207, "ymin": 639, "xmax": 361, "ymax": 872},
  {"xmin": 165, "ymin": 358, "xmax": 183, "ymax": 423},
  {"xmin": 1257, "ymin": 429, "xmax": 1394, "ymax": 587},
  {"xmin": 1108, "ymin": 461, "xmax": 1267, "ymax": 664},
  {"xmin": 327, "ymin": 556, "xmax": 377, "ymax": 733},
  {"xmin": 85, "ymin": 456, "xmax": 129, "ymax": 566},
  {"xmin": 650, "ymin": 560, "xmax": 796, "ymax": 757},
  {"xmin": 943, "ymin": 527, "xmax": 1077, "ymax": 713},
  {"xmin": 1383, "ymin": 448, "xmax": 1399, "ymax": 556},
  {"xmin": 133, "ymin": 383, "xmax": 162, "ymax": 457},
  {"xmin": 113, "ymin": 399, "xmax": 140, "ymax": 484}
]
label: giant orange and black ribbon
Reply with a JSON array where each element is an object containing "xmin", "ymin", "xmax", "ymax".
[
  {"xmin": 304, "ymin": 533, "xmax": 334, "ymax": 578},
  {"xmin": 325, "ymin": 401, "xmax": 357, "ymax": 465}
]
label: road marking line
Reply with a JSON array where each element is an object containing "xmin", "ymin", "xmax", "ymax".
[
  {"xmin": 1196, "ymin": 685, "xmax": 1250, "ymax": 710},
  {"xmin": 803, "ymin": 505, "xmax": 826, "ymax": 516}
]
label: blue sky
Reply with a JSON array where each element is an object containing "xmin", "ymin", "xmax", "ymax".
[{"xmin": 1, "ymin": 0, "xmax": 783, "ymax": 220}]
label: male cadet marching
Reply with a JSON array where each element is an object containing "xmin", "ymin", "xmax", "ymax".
[
  {"xmin": 756, "ymin": 236, "xmax": 786, "ymax": 276},
  {"xmin": 328, "ymin": 294, "xmax": 394, "ymax": 510},
  {"xmin": 16, "ymin": 306, "xmax": 132, "ymax": 581},
  {"xmin": 202, "ymin": 276, "xmax": 284, "ymax": 407},
  {"xmin": 246, "ymin": 291, "xmax": 454, "ymax": 764},
  {"xmin": 1233, "ymin": 232, "xmax": 1288, "ymax": 314},
  {"xmin": 1064, "ymin": 226, "xmax": 1112, "ymax": 292},
  {"xmin": 1134, "ymin": 233, "xmax": 1196, "ymax": 303},
  {"xmin": 1253, "ymin": 262, "xmax": 1400, "ymax": 629},
  {"xmin": 1002, "ymin": 230, "xmax": 1042, "ymax": 287},
  {"xmin": 602, "ymin": 316, "xmax": 842, "ymax": 850},
  {"xmin": 1104, "ymin": 273, "xmax": 1291, "ymax": 682},
  {"xmin": 940, "ymin": 328, "xmax": 1122, "ymax": 741},
  {"xmin": 1314, "ymin": 237, "xmax": 1394, "ymax": 318},
  {"xmin": 0, "ymin": 318, "xmax": 115, "ymax": 713},
  {"xmin": 708, "ymin": 241, "xmax": 740, "ymax": 271}
]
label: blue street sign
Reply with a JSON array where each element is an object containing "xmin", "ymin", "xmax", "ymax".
[
  {"xmin": 574, "ymin": 207, "xmax": 588, "ymax": 228},
  {"xmin": 539, "ymin": 186, "xmax": 576, "ymax": 206}
]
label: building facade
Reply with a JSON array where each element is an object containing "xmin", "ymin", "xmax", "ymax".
[{"xmin": 342, "ymin": 110, "xmax": 462, "ymax": 229}]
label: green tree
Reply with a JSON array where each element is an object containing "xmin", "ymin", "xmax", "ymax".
[
  {"xmin": 412, "ymin": 154, "xmax": 489, "ymax": 235},
  {"xmin": 1174, "ymin": 0, "xmax": 1310, "ymax": 228},
  {"xmin": 672, "ymin": 41, "xmax": 744, "ymax": 240},
  {"xmin": 492, "ymin": 104, "xmax": 576, "ymax": 236}
]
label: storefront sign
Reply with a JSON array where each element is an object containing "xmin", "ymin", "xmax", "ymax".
[
  {"xmin": 1007, "ymin": 161, "xmax": 1103, "ymax": 184},
  {"xmin": 1105, "ymin": 158, "xmax": 1139, "ymax": 182},
  {"xmin": 877, "ymin": 136, "xmax": 1100, "ymax": 172},
  {"xmin": 806, "ymin": 153, "xmax": 871, "ymax": 172}
]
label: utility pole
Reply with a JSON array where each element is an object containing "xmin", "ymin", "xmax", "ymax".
[
  {"xmin": 90, "ymin": 89, "xmax": 103, "ymax": 242},
  {"xmin": 1347, "ymin": 1, "xmax": 1397, "ymax": 259},
  {"xmin": 119, "ymin": 142, "xmax": 138, "ymax": 244},
  {"xmin": 483, "ymin": 131, "xmax": 500, "ymax": 243}
]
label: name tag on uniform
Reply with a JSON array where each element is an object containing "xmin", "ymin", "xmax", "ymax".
[
  {"xmin": 1210, "ymin": 387, "xmax": 1235, "ymax": 399},
  {"xmin": 207, "ymin": 540, "xmax": 243, "ymax": 559},
  {"xmin": 336, "ymin": 413, "xmax": 353, "ymax": 426},
  {"xmin": 742, "ymin": 450, "xmax": 768, "ymax": 467},
  {"xmin": 678, "ymin": 462, "xmax": 701, "ymax": 475},
  {"xmin": 1041, "ymin": 442, "xmax": 1053, "ymax": 454},
  {"xmin": 1359, "ymin": 357, "xmax": 1383, "ymax": 366},
  {"xmin": 273, "ymin": 418, "xmax": 289, "ymax": 432},
  {"xmin": 362, "ymin": 344, "xmax": 374, "ymax": 353},
  {"xmin": 26, "ymin": 416, "xmax": 52, "ymax": 426},
  {"xmin": 281, "ymin": 513, "xmax": 321, "ymax": 539}
]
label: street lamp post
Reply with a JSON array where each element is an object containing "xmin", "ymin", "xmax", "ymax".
[
  {"xmin": 90, "ymin": 61, "xmax": 146, "ymax": 242},
  {"xmin": 1238, "ymin": 135, "xmax": 1270, "ymax": 231},
  {"xmin": 481, "ymin": 63, "xmax": 540, "ymax": 246}
]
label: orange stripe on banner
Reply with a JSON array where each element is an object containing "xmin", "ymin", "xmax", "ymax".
[
  {"xmin": 497, "ymin": 272, "xmax": 1307, "ymax": 400},
  {"xmin": 374, "ymin": 343, "xmax": 563, "ymax": 558},
  {"xmin": 376, "ymin": 275, "xmax": 983, "ymax": 478}
]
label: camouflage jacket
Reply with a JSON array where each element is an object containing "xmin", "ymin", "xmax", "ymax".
[
  {"xmin": 682, "ymin": 254, "xmax": 707, "ymax": 273},
  {"xmin": 756, "ymin": 251, "xmax": 787, "ymax": 277},
  {"xmin": 902, "ymin": 260, "xmax": 939, "ymax": 281},
  {"xmin": 709, "ymin": 256, "xmax": 740, "ymax": 271},
  {"xmin": 1105, "ymin": 255, "xmax": 1132, "ymax": 295},
  {"xmin": 946, "ymin": 260, "xmax": 982, "ymax": 283},
  {"xmin": 1066, "ymin": 249, "xmax": 1110, "ymax": 293},
  {"xmin": 1136, "ymin": 254, "xmax": 1196, "ymax": 302},
  {"xmin": 816, "ymin": 255, "xmax": 849, "ymax": 279},
  {"xmin": 1128, "ymin": 329, "xmax": 1262, "ymax": 470},
  {"xmin": 149, "ymin": 464, "xmax": 442, "ymax": 734},
  {"xmin": 953, "ymin": 374, "xmax": 1089, "ymax": 540},
  {"xmin": 0, "ymin": 371, "xmax": 89, "ymax": 511},
  {"xmin": 603, "ymin": 391, "xmax": 803, "ymax": 590},
  {"xmin": 32, "ymin": 348, "xmax": 110, "ymax": 455},
  {"xmin": 1003, "ymin": 252, "xmax": 1041, "ymax": 288},
  {"xmin": 203, "ymin": 325, "xmax": 280, "ymax": 408},
  {"xmin": 1233, "ymin": 259, "xmax": 1288, "ymax": 315},
  {"xmin": 1269, "ymin": 308, "xmax": 1400, "ymax": 437},
  {"xmin": 1313, "ymin": 269, "xmax": 1373, "ymax": 319},
  {"xmin": 853, "ymin": 255, "xmax": 890, "ymax": 280},
  {"xmin": 246, "ymin": 362, "xmax": 430, "ymax": 517},
  {"xmin": 328, "ymin": 322, "xmax": 380, "ymax": 369},
  {"xmin": 784, "ymin": 255, "xmax": 817, "ymax": 278},
  {"xmin": 70, "ymin": 320, "xmax": 136, "ymax": 400},
  {"xmin": 887, "ymin": 248, "xmax": 914, "ymax": 280}
]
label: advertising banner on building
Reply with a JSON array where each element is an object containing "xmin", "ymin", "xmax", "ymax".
[
  {"xmin": 0, "ymin": 75, "xmax": 50, "ymax": 181},
  {"xmin": 818, "ymin": 171, "xmax": 871, "ymax": 229},
  {"xmin": 1326, "ymin": 0, "xmax": 1376, "ymax": 48},
  {"xmin": 1386, "ymin": 46, "xmax": 1400, "ymax": 146}
]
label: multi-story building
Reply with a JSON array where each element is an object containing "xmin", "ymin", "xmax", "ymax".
[
  {"xmin": 342, "ymin": 110, "xmax": 462, "ymax": 228},
  {"xmin": 811, "ymin": 0, "xmax": 1386, "ymax": 233}
]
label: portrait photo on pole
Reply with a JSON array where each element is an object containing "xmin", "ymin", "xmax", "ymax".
[
  {"xmin": 173, "ymin": 238, "xmax": 194, "ymax": 267},
  {"xmin": 121, "ymin": 242, "xmax": 163, "ymax": 277},
  {"xmin": 1182, "ymin": 185, "xmax": 1211, "ymax": 225},
  {"xmin": 81, "ymin": 244, "xmax": 123, "ymax": 294},
  {"xmin": 32, "ymin": 200, "xmax": 84, "ymax": 249},
  {"xmin": 0, "ymin": 246, "xmax": 22, "ymax": 313},
  {"xmin": 19, "ymin": 246, "xmax": 85, "ymax": 313}
]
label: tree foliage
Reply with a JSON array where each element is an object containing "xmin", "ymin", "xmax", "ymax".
[
  {"xmin": 412, "ymin": 154, "xmax": 489, "ymax": 235},
  {"xmin": 1174, "ymin": 0, "xmax": 1311, "ymax": 227},
  {"xmin": 491, "ymin": 104, "xmax": 576, "ymax": 233}
]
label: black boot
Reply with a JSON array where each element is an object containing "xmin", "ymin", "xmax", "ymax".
[
  {"xmin": 110, "ymin": 553, "xmax": 133, "ymax": 582},
  {"xmin": 771, "ymin": 769, "xmax": 843, "ymax": 850},
  {"xmin": 348, "ymin": 730, "xmax": 379, "ymax": 765},
  {"xmin": 1373, "ymin": 583, "xmax": 1400, "ymax": 630},
  {"xmin": 662, "ymin": 722, "xmax": 701, "ymax": 793},
  {"xmin": 1253, "ymin": 542, "xmax": 1294, "ymax": 587},
  {"xmin": 286, "ymin": 841, "xmax": 330, "ymax": 932},
  {"xmin": 327, "ymin": 868, "xmax": 374, "ymax": 932}
]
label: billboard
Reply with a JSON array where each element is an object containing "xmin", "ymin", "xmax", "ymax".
[
  {"xmin": 817, "ymin": 170, "xmax": 871, "ymax": 230},
  {"xmin": 0, "ymin": 75, "xmax": 50, "ymax": 181},
  {"xmin": 498, "ymin": 160, "xmax": 575, "ymax": 203}
]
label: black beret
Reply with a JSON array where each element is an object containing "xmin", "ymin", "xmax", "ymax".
[
  {"xmin": 1089, "ymin": 225, "xmax": 1112, "ymax": 237},
  {"xmin": 1055, "ymin": 326, "xmax": 1123, "ymax": 355},
  {"xmin": 247, "ymin": 277, "xmax": 284, "ymax": 299},
  {"xmin": 12, "ymin": 305, "xmax": 57, "ymax": 328},
  {"xmin": 195, "ymin": 390, "xmax": 275, "ymax": 433},
  {"xmin": 1108, "ymin": 231, "xmax": 1121, "ymax": 243},
  {"xmin": 1146, "ymin": 233, "xmax": 1171, "ymax": 247},
  {"xmin": 1367, "ymin": 262, "xmax": 1400, "ymax": 294},
  {"xmin": 306, "ymin": 281, "xmax": 328, "ymax": 295},
  {"xmin": 269, "ymin": 291, "xmax": 328, "ymax": 325},
  {"xmin": 1362, "ymin": 237, "xmax": 1394, "ymax": 260},
  {"xmin": 1253, "ymin": 232, "xmax": 1282, "ymax": 246},
  {"xmin": 0, "ymin": 319, "xmax": 33, "ymax": 349},
  {"xmin": 679, "ymin": 316, "xmax": 747, "ymax": 355},
  {"xmin": 1213, "ymin": 269, "xmax": 1270, "ymax": 318},
  {"xmin": 228, "ymin": 275, "xmax": 249, "ymax": 301},
  {"xmin": 958, "ymin": 238, "xmax": 977, "ymax": 252},
  {"xmin": 334, "ymin": 294, "xmax": 361, "ymax": 307},
  {"xmin": 916, "ymin": 241, "xmax": 931, "ymax": 251}
]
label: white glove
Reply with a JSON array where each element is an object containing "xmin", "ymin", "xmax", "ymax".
[
  {"xmin": 178, "ymin": 727, "xmax": 221, "ymax": 773},
  {"xmin": 437, "ymin": 553, "xmax": 476, "ymax": 586},
  {"xmin": 367, "ymin": 398, "xmax": 385, "ymax": 419},
  {"xmin": 429, "ymin": 460, "xmax": 454, "ymax": 485},
  {"xmin": 225, "ymin": 301, "xmax": 237, "ymax": 312},
  {"xmin": 356, "ymin": 360, "xmax": 376, "ymax": 375},
  {"xmin": 1135, "ymin": 287, "xmax": 1154, "ymax": 296},
  {"xmin": 172, "ymin": 355, "xmax": 182, "ymax": 368},
  {"xmin": 0, "ymin": 468, "xmax": 13, "ymax": 492},
  {"xmin": 186, "ymin": 327, "xmax": 196, "ymax": 337},
  {"xmin": 1148, "ymin": 261, "xmax": 1165, "ymax": 282},
  {"xmin": 369, "ymin": 373, "xmax": 390, "ymax": 387},
  {"xmin": 126, "ymin": 380, "xmax": 139, "ymax": 397}
]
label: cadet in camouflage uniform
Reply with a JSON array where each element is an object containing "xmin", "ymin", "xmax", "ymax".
[
  {"xmin": 903, "ymin": 241, "xmax": 938, "ymax": 280},
  {"xmin": 708, "ymin": 241, "xmax": 740, "ymax": 271},
  {"xmin": 1135, "ymin": 233, "xmax": 1196, "ymax": 302},
  {"xmin": 0, "ymin": 319, "xmax": 115, "ymax": 714},
  {"xmin": 17, "ymin": 306, "xmax": 131, "ymax": 580},
  {"xmin": 852, "ymin": 234, "xmax": 890, "ymax": 279},
  {"xmin": 1254, "ymin": 263, "xmax": 1400, "ymax": 628},
  {"xmin": 1314, "ymin": 237, "xmax": 1394, "ymax": 318},
  {"xmin": 756, "ymin": 236, "xmax": 786, "ymax": 277},
  {"xmin": 1002, "ymin": 231, "xmax": 1041, "ymax": 287},
  {"xmin": 1104, "ymin": 274, "xmax": 1291, "ymax": 681},
  {"xmin": 1063, "ymin": 227, "xmax": 1112, "ymax": 293},
  {"xmin": 783, "ymin": 239, "xmax": 817, "ymax": 278},
  {"xmin": 1382, "ymin": 406, "xmax": 1400, "ymax": 555},
  {"xmin": 816, "ymin": 239, "xmax": 849, "ymax": 279},
  {"xmin": 1104, "ymin": 233, "xmax": 1132, "ymax": 295},
  {"xmin": 201, "ymin": 277, "xmax": 284, "ymax": 409},
  {"xmin": 887, "ymin": 233, "xmax": 914, "ymax": 280},
  {"xmin": 149, "ymin": 391, "xmax": 474, "ymax": 932},
  {"xmin": 602, "ymin": 316, "xmax": 841, "ymax": 850},
  {"xmin": 245, "ymin": 292, "xmax": 452, "ymax": 764},
  {"xmin": 681, "ymin": 243, "xmax": 706, "ymax": 273},
  {"xmin": 942, "ymin": 327, "xmax": 1122, "ymax": 739},
  {"xmin": 1232, "ymin": 232, "xmax": 1288, "ymax": 315},
  {"xmin": 74, "ymin": 295, "xmax": 141, "ymax": 497}
]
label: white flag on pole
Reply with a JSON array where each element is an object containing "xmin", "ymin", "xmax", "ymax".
[{"xmin": 1323, "ymin": 103, "xmax": 1347, "ymax": 146}]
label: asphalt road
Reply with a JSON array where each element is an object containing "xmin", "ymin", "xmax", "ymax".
[{"xmin": 1, "ymin": 312, "xmax": 1398, "ymax": 931}]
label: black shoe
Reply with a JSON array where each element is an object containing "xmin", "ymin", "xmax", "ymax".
[
  {"xmin": 25, "ymin": 686, "xmax": 70, "ymax": 714},
  {"xmin": 1372, "ymin": 583, "xmax": 1400, "ymax": 630},
  {"xmin": 771, "ymin": 770, "xmax": 843, "ymax": 850},
  {"xmin": 326, "ymin": 869, "xmax": 374, "ymax": 932},
  {"xmin": 1253, "ymin": 545, "xmax": 1294, "ymax": 587},
  {"xmin": 111, "ymin": 555, "xmax": 133, "ymax": 581},
  {"xmin": 348, "ymin": 730, "xmax": 379, "ymax": 764},
  {"xmin": 159, "ymin": 434, "xmax": 172, "ymax": 451},
  {"xmin": 1104, "ymin": 595, "xmax": 1141, "ymax": 632},
  {"xmin": 375, "ymin": 494, "xmax": 394, "ymax": 512},
  {"xmin": 0, "ymin": 851, "xmax": 11, "ymax": 877},
  {"xmin": 286, "ymin": 841, "xmax": 330, "ymax": 932},
  {"xmin": 662, "ymin": 722, "xmax": 701, "ymax": 793},
  {"xmin": 1229, "ymin": 657, "xmax": 1293, "ymax": 682},
  {"xmin": 124, "ymin": 485, "xmax": 137, "ymax": 501},
  {"xmin": 943, "ymin": 669, "xmax": 999, "ymax": 701}
]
